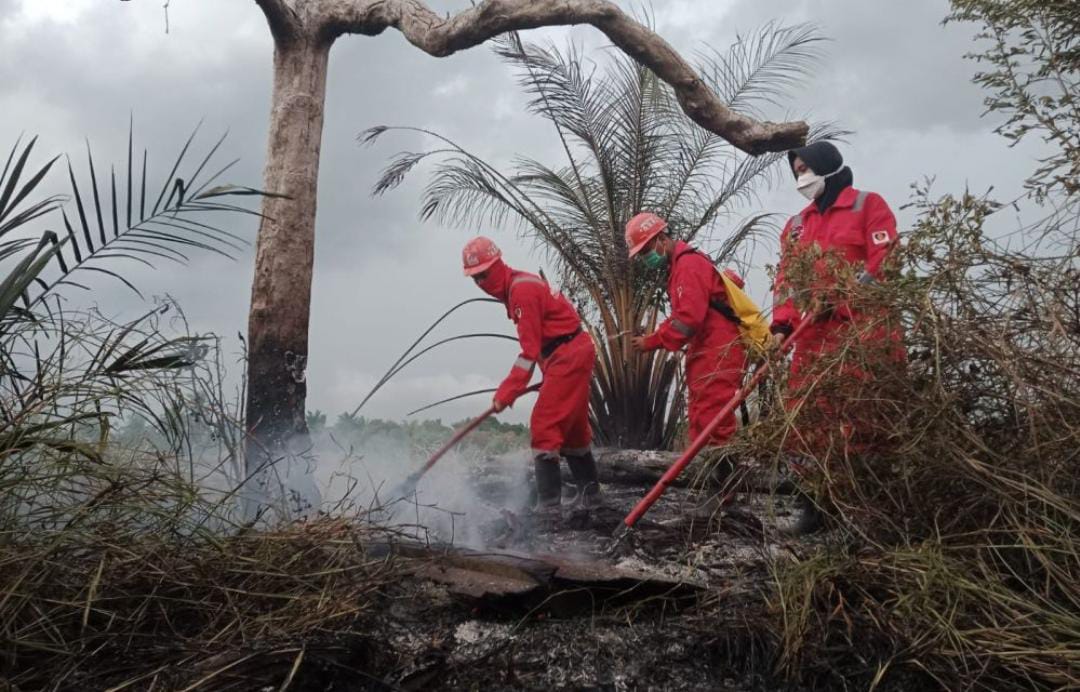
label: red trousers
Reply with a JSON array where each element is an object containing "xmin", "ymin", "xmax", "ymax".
[
  {"xmin": 685, "ymin": 338, "xmax": 747, "ymax": 447},
  {"xmin": 531, "ymin": 331, "xmax": 595, "ymax": 456},
  {"xmin": 787, "ymin": 315, "xmax": 904, "ymax": 459}
]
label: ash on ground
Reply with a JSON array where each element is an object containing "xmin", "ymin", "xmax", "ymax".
[{"xmin": 361, "ymin": 449, "xmax": 824, "ymax": 691}]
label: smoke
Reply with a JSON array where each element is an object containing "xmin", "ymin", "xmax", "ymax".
[
  {"xmin": 311, "ymin": 431, "xmax": 534, "ymax": 550},
  {"xmin": 171, "ymin": 415, "xmax": 534, "ymax": 549}
]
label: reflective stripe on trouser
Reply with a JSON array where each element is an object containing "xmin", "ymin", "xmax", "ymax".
[
  {"xmin": 685, "ymin": 338, "xmax": 746, "ymax": 447},
  {"xmin": 530, "ymin": 331, "xmax": 595, "ymax": 455}
]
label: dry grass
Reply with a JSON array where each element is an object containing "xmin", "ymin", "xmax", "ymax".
[
  {"xmin": 0, "ymin": 446, "xmax": 407, "ymax": 690},
  {"xmin": 0, "ymin": 304, "xmax": 409, "ymax": 690}
]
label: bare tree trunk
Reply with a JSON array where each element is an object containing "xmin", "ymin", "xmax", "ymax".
[{"xmin": 245, "ymin": 36, "xmax": 330, "ymax": 488}]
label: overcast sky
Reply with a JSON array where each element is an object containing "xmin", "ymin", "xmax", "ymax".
[{"xmin": 0, "ymin": 0, "xmax": 1047, "ymax": 425}]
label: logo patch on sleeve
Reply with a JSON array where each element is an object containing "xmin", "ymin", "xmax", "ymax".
[
  {"xmin": 871, "ymin": 230, "xmax": 891, "ymax": 246},
  {"xmin": 514, "ymin": 306, "xmax": 523, "ymax": 321}
]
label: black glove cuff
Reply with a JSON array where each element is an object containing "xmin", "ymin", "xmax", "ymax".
[{"xmin": 770, "ymin": 323, "xmax": 794, "ymax": 337}]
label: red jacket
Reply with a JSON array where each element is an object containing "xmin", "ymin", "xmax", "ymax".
[
  {"xmin": 494, "ymin": 267, "xmax": 583, "ymax": 406},
  {"xmin": 772, "ymin": 187, "xmax": 898, "ymax": 330},
  {"xmin": 643, "ymin": 241, "xmax": 741, "ymax": 353}
]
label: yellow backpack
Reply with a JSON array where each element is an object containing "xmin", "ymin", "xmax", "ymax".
[
  {"xmin": 717, "ymin": 270, "xmax": 770, "ymax": 354},
  {"xmin": 673, "ymin": 246, "xmax": 770, "ymax": 354}
]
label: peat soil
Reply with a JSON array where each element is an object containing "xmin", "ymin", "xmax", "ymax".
[{"xmin": 360, "ymin": 449, "xmax": 824, "ymax": 691}]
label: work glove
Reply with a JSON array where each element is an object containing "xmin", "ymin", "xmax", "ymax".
[
  {"xmin": 631, "ymin": 331, "xmax": 659, "ymax": 352},
  {"xmin": 769, "ymin": 322, "xmax": 793, "ymax": 347}
]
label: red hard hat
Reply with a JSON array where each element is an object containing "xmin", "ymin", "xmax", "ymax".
[
  {"xmin": 722, "ymin": 268, "xmax": 745, "ymax": 289},
  {"xmin": 462, "ymin": 236, "xmax": 502, "ymax": 276},
  {"xmin": 625, "ymin": 212, "xmax": 668, "ymax": 258}
]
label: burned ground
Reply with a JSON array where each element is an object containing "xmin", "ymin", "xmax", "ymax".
[
  {"xmin": 348, "ymin": 449, "xmax": 827, "ymax": 691},
  {"xmin": 0, "ymin": 448, "xmax": 900, "ymax": 691}
]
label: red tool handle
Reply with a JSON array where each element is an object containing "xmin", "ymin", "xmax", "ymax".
[
  {"xmin": 412, "ymin": 383, "xmax": 542, "ymax": 481},
  {"xmin": 415, "ymin": 406, "xmax": 495, "ymax": 478},
  {"xmin": 621, "ymin": 317, "xmax": 814, "ymax": 529}
]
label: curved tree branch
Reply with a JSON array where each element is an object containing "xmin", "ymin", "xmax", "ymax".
[
  {"xmin": 319, "ymin": 0, "xmax": 808, "ymax": 154},
  {"xmin": 254, "ymin": 0, "xmax": 302, "ymax": 45}
]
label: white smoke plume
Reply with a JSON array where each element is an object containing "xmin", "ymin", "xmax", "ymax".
[{"xmin": 311, "ymin": 431, "xmax": 534, "ymax": 549}]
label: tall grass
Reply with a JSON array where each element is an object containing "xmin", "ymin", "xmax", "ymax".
[{"xmin": 0, "ymin": 130, "xmax": 407, "ymax": 689}]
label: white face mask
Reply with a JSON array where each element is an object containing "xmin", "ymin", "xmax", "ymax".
[{"xmin": 796, "ymin": 165, "xmax": 844, "ymax": 201}]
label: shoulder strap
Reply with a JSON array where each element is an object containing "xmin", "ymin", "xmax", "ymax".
[
  {"xmin": 672, "ymin": 246, "xmax": 741, "ymax": 324},
  {"xmin": 669, "ymin": 246, "xmax": 740, "ymax": 326},
  {"xmin": 852, "ymin": 189, "xmax": 869, "ymax": 212},
  {"xmin": 709, "ymin": 297, "xmax": 740, "ymax": 325},
  {"xmin": 672, "ymin": 245, "xmax": 700, "ymax": 265}
]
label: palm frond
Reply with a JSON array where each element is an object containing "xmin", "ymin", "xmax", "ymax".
[
  {"xmin": 0, "ymin": 137, "xmax": 63, "ymax": 239},
  {"xmin": 0, "ymin": 232, "xmax": 64, "ymax": 326},
  {"xmin": 493, "ymin": 34, "xmax": 621, "ymax": 240},
  {"xmin": 493, "ymin": 34, "xmax": 616, "ymax": 158},
  {"xmin": 349, "ymin": 297, "xmax": 500, "ymax": 417},
  {"xmin": 366, "ymin": 22, "xmax": 843, "ymax": 448},
  {"xmin": 660, "ymin": 24, "xmax": 839, "ymax": 236},
  {"xmin": 365, "ymin": 126, "xmax": 597, "ymax": 286},
  {"xmin": 699, "ymin": 21, "xmax": 827, "ymax": 118},
  {"xmin": 406, "ymin": 388, "xmax": 497, "ymax": 417},
  {"xmin": 350, "ymin": 333, "xmax": 517, "ymax": 420},
  {"xmin": 30, "ymin": 121, "xmax": 268, "ymax": 306},
  {"xmin": 706, "ymin": 213, "xmax": 782, "ymax": 271},
  {"xmin": 103, "ymin": 335, "xmax": 209, "ymax": 375}
]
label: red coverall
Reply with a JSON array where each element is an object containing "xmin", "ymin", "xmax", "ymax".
[
  {"xmin": 771, "ymin": 187, "xmax": 902, "ymax": 457},
  {"xmin": 490, "ymin": 265, "xmax": 596, "ymax": 457},
  {"xmin": 642, "ymin": 242, "xmax": 747, "ymax": 446}
]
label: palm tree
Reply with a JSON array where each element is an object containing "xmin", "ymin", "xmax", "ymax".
[{"xmin": 365, "ymin": 23, "xmax": 841, "ymax": 449}]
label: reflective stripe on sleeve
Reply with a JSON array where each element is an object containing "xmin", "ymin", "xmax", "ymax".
[
  {"xmin": 510, "ymin": 275, "xmax": 546, "ymax": 289},
  {"xmin": 672, "ymin": 319, "xmax": 695, "ymax": 337}
]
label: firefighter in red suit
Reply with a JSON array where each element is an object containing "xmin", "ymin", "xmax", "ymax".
[
  {"xmin": 462, "ymin": 237, "xmax": 599, "ymax": 520},
  {"xmin": 626, "ymin": 213, "xmax": 749, "ymax": 448},
  {"xmin": 771, "ymin": 141, "xmax": 902, "ymax": 533}
]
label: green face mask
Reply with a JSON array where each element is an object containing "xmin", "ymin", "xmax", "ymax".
[{"xmin": 643, "ymin": 249, "xmax": 667, "ymax": 270}]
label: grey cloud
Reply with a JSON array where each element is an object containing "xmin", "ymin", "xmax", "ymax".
[{"xmin": 0, "ymin": 0, "xmax": 1050, "ymax": 425}]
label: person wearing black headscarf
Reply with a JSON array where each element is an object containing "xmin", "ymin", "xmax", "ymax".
[
  {"xmin": 770, "ymin": 141, "xmax": 903, "ymax": 535},
  {"xmin": 788, "ymin": 141, "xmax": 854, "ymax": 213}
]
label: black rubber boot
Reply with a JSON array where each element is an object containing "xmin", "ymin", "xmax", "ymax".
[
  {"xmin": 788, "ymin": 491, "xmax": 825, "ymax": 536},
  {"xmin": 565, "ymin": 452, "xmax": 602, "ymax": 508},
  {"xmin": 532, "ymin": 454, "xmax": 562, "ymax": 529},
  {"xmin": 706, "ymin": 450, "xmax": 738, "ymax": 492}
]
